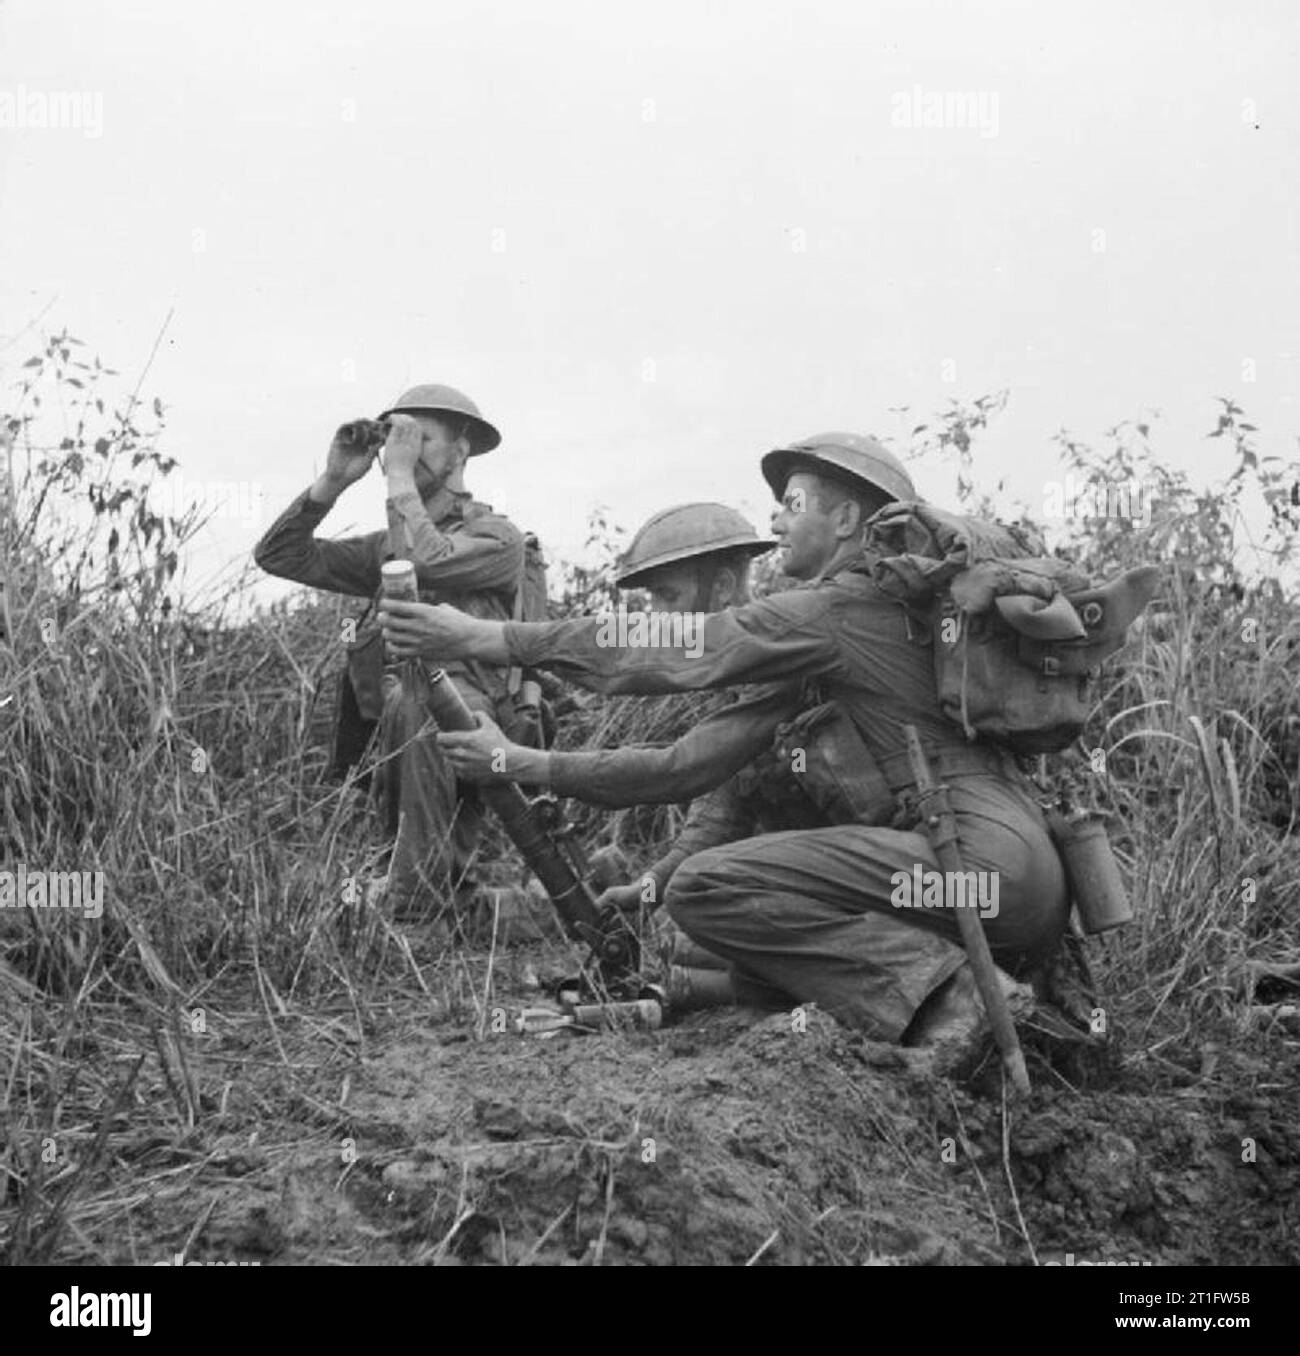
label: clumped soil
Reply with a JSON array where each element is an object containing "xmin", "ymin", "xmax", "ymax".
[{"xmin": 20, "ymin": 924, "xmax": 1297, "ymax": 1268}]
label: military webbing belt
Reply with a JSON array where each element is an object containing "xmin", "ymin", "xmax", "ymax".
[{"xmin": 877, "ymin": 740, "xmax": 1021, "ymax": 796}]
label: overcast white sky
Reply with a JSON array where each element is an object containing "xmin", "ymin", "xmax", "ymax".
[{"xmin": 2, "ymin": 0, "xmax": 1297, "ymax": 608}]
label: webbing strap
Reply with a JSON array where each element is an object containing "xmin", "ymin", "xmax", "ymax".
[
  {"xmin": 878, "ymin": 740, "xmax": 1015, "ymax": 794},
  {"xmin": 506, "ymin": 542, "xmax": 528, "ymax": 696}
]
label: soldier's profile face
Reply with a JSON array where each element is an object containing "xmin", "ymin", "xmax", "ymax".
[{"xmin": 771, "ymin": 472, "xmax": 837, "ymax": 579}]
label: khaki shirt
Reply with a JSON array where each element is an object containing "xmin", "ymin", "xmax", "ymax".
[
  {"xmin": 541, "ymin": 682, "xmax": 800, "ymax": 805},
  {"xmin": 503, "ymin": 554, "xmax": 977, "ymax": 782},
  {"xmin": 254, "ymin": 485, "xmax": 523, "ymax": 702}
]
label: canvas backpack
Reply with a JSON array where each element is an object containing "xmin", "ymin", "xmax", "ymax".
[{"xmin": 865, "ymin": 502, "xmax": 1162, "ymax": 756}]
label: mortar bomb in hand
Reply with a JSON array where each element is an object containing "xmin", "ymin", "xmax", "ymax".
[
  {"xmin": 436, "ymin": 711, "xmax": 515, "ymax": 781},
  {"xmin": 379, "ymin": 599, "xmax": 487, "ymax": 661}
]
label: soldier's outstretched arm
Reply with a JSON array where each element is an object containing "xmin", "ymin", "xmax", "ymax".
[
  {"xmin": 380, "ymin": 592, "xmax": 843, "ymax": 693},
  {"xmin": 438, "ymin": 681, "xmax": 801, "ymax": 807}
]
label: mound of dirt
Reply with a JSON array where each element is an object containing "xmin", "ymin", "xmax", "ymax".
[
  {"xmin": 53, "ymin": 946, "xmax": 1295, "ymax": 1268},
  {"xmin": 9, "ymin": 894, "xmax": 1294, "ymax": 1270}
]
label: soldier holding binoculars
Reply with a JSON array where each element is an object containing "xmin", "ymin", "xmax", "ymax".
[{"xmin": 254, "ymin": 384, "xmax": 526, "ymax": 927}]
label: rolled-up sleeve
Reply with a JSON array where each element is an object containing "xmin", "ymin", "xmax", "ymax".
[
  {"xmin": 387, "ymin": 491, "xmax": 524, "ymax": 594},
  {"xmin": 253, "ymin": 490, "xmax": 383, "ymax": 597},
  {"xmin": 503, "ymin": 591, "xmax": 842, "ymax": 693},
  {"xmin": 542, "ymin": 682, "xmax": 799, "ymax": 806}
]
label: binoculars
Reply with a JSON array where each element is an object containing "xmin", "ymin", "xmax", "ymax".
[{"xmin": 339, "ymin": 417, "xmax": 392, "ymax": 453}]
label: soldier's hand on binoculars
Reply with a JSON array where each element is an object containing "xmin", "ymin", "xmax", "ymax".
[
  {"xmin": 436, "ymin": 712, "xmax": 512, "ymax": 780},
  {"xmin": 381, "ymin": 414, "xmax": 423, "ymax": 476},
  {"xmin": 326, "ymin": 420, "xmax": 382, "ymax": 487}
]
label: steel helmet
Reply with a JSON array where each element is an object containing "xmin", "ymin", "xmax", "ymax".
[
  {"xmin": 615, "ymin": 502, "xmax": 775, "ymax": 589},
  {"xmin": 377, "ymin": 384, "xmax": 501, "ymax": 454},
  {"xmin": 761, "ymin": 432, "xmax": 915, "ymax": 504}
]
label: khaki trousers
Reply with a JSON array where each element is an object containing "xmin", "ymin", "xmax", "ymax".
[
  {"xmin": 665, "ymin": 775, "xmax": 1069, "ymax": 1039},
  {"xmin": 376, "ymin": 663, "xmax": 495, "ymax": 913}
]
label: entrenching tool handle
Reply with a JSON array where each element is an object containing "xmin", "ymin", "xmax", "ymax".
[{"xmin": 903, "ymin": 725, "xmax": 1031, "ymax": 1096}]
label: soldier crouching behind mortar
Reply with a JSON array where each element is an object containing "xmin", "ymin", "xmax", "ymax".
[
  {"xmin": 433, "ymin": 500, "xmax": 809, "ymax": 1002},
  {"xmin": 382, "ymin": 434, "xmax": 1070, "ymax": 1045},
  {"xmin": 253, "ymin": 384, "xmax": 530, "ymax": 930}
]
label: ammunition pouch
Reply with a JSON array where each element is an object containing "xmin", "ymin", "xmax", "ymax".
[
  {"xmin": 346, "ymin": 627, "xmax": 387, "ymax": 722},
  {"xmin": 731, "ymin": 744, "xmax": 821, "ymax": 827},
  {"xmin": 329, "ymin": 659, "xmax": 379, "ymax": 784},
  {"xmin": 774, "ymin": 701, "xmax": 898, "ymax": 827},
  {"xmin": 493, "ymin": 681, "xmax": 553, "ymax": 750},
  {"xmin": 328, "ymin": 626, "xmax": 387, "ymax": 783}
]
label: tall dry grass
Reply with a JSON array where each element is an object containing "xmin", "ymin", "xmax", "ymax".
[{"xmin": 1, "ymin": 334, "xmax": 1297, "ymax": 1260}]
